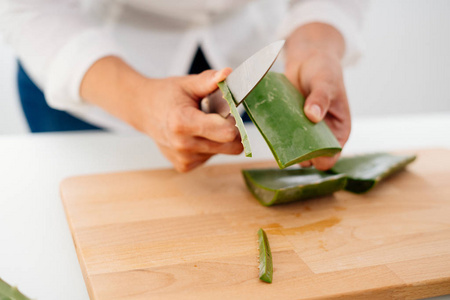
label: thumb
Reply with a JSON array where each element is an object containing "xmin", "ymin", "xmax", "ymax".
[
  {"xmin": 185, "ymin": 68, "xmax": 232, "ymax": 99},
  {"xmin": 303, "ymin": 83, "xmax": 333, "ymax": 123}
]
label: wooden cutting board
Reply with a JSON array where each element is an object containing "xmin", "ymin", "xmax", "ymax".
[{"xmin": 61, "ymin": 149, "xmax": 450, "ymax": 300}]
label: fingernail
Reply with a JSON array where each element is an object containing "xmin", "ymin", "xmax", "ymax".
[
  {"xmin": 213, "ymin": 70, "xmax": 226, "ymax": 82},
  {"xmin": 212, "ymin": 71, "xmax": 220, "ymax": 82},
  {"xmin": 310, "ymin": 105, "xmax": 322, "ymax": 121}
]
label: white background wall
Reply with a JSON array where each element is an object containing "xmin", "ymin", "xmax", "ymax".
[
  {"xmin": 1, "ymin": 0, "xmax": 449, "ymax": 135},
  {"xmin": 345, "ymin": 0, "xmax": 450, "ymax": 117}
]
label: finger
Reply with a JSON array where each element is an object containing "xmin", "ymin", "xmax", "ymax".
[
  {"xmin": 179, "ymin": 154, "xmax": 211, "ymax": 172},
  {"xmin": 311, "ymin": 153, "xmax": 341, "ymax": 171},
  {"xmin": 169, "ymin": 106, "xmax": 238, "ymax": 143},
  {"xmin": 171, "ymin": 135, "xmax": 243, "ymax": 155},
  {"xmin": 299, "ymin": 160, "xmax": 312, "ymax": 168},
  {"xmin": 159, "ymin": 144, "xmax": 212, "ymax": 172},
  {"xmin": 184, "ymin": 68, "xmax": 233, "ymax": 99},
  {"xmin": 284, "ymin": 63, "xmax": 304, "ymax": 93},
  {"xmin": 323, "ymin": 92, "xmax": 352, "ymax": 147},
  {"xmin": 303, "ymin": 83, "xmax": 334, "ymax": 123},
  {"xmin": 176, "ymin": 154, "xmax": 211, "ymax": 173},
  {"xmin": 323, "ymin": 115, "xmax": 351, "ymax": 148},
  {"xmin": 193, "ymin": 135, "xmax": 243, "ymax": 155}
]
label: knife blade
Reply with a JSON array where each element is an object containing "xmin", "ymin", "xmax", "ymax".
[{"xmin": 201, "ymin": 40, "xmax": 285, "ymax": 117}]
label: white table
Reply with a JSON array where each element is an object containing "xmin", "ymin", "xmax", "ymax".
[{"xmin": 1, "ymin": 112, "xmax": 449, "ymax": 300}]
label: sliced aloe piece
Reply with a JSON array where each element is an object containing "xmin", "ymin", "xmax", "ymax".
[
  {"xmin": 242, "ymin": 72, "xmax": 341, "ymax": 169},
  {"xmin": 257, "ymin": 228, "xmax": 273, "ymax": 283},
  {"xmin": 330, "ymin": 153, "xmax": 417, "ymax": 193},
  {"xmin": 243, "ymin": 168, "xmax": 347, "ymax": 206},
  {"xmin": 217, "ymin": 81, "xmax": 252, "ymax": 157},
  {"xmin": 0, "ymin": 278, "xmax": 31, "ymax": 300}
]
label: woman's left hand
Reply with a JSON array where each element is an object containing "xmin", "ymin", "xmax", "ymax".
[{"xmin": 284, "ymin": 23, "xmax": 351, "ymax": 170}]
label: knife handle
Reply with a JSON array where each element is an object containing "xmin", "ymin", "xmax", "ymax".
[{"xmin": 200, "ymin": 89, "xmax": 230, "ymax": 118}]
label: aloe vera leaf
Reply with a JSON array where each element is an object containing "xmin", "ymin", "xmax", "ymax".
[
  {"xmin": 243, "ymin": 168, "xmax": 347, "ymax": 206},
  {"xmin": 0, "ymin": 278, "xmax": 31, "ymax": 300},
  {"xmin": 217, "ymin": 81, "xmax": 252, "ymax": 157},
  {"xmin": 242, "ymin": 72, "xmax": 341, "ymax": 169},
  {"xmin": 330, "ymin": 153, "xmax": 417, "ymax": 193},
  {"xmin": 257, "ymin": 228, "xmax": 273, "ymax": 283}
]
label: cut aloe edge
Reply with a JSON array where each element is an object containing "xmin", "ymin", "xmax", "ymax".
[
  {"xmin": 243, "ymin": 168, "xmax": 347, "ymax": 206},
  {"xmin": 257, "ymin": 228, "xmax": 273, "ymax": 283},
  {"xmin": 0, "ymin": 278, "xmax": 31, "ymax": 300},
  {"xmin": 329, "ymin": 152, "xmax": 417, "ymax": 194},
  {"xmin": 242, "ymin": 72, "xmax": 341, "ymax": 169},
  {"xmin": 217, "ymin": 81, "xmax": 252, "ymax": 157}
]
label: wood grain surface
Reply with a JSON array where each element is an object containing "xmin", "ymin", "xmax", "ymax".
[{"xmin": 60, "ymin": 149, "xmax": 450, "ymax": 300}]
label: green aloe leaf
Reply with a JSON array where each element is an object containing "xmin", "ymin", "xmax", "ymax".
[
  {"xmin": 330, "ymin": 153, "xmax": 417, "ymax": 193},
  {"xmin": 0, "ymin": 278, "xmax": 31, "ymax": 300},
  {"xmin": 242, "ymin": 168, "xmax": 347, "ymax": 206},
  {"xmin": 217, "ymin": 81, "xmax": 252, "ymax": 157},
  {"xmin": 242, "ymin": 72, "xmax": 341, "ymax": 169},
  {"xmin": 257, "ymin": 228, "xmax": 273, "ymax": 283}
]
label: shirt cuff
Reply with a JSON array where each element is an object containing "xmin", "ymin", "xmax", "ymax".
[
  {"xmin": 277, "ymin": 0, "xmax": 363, "ymax": 66},
  {"xmin": 44, "ymin": 28, "xmax": 123, "ymax": 110}
]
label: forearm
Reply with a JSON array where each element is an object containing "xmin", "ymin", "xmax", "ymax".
[
  {"xmin": 0, "ymin": 0, "xmax": 121, "ymax": 108},
  {"xmin": 80, "ymin": 56, "xmax": 147, "ymax": 125}
]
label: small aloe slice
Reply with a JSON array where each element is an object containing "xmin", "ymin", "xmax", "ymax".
[
  {"xmin": 257, "ymin": 228, "xmax": 273, "ymax": 283},
  {"xmin": 243, "ymin": 168, "xmax": 347, "ymax": 206},
  {"xmin": 330, "ymin": 153, "xmax": 417, "ymax": 193},
  {"xmin": 0, "ymin": 278, "xmax": 31, "ymax": 300},
  {"xmin": 217, "ymin": 81, "xmax": 252, "ymax": 157},
  {"xmin": 242, "ymin": 72, "xmax": 341, "ymax": 169}
]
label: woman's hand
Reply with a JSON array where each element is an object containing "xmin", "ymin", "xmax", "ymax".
[
  {"xmin": 80, "ymin": 57, "xmax": 243, "ymax": 172},
  {"xmin": 133, "ymin": 69, "xmax": 244, "ymax": 172},
  {"xmin": 285, "ymin": 23, "xmax": 351, "ymax": 170}
]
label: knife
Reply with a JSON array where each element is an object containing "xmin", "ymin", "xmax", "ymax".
[{"xmin": 200, "ymin": 40, "xmax": 285, "ymax": 117}]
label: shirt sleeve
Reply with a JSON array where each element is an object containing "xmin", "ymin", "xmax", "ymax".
[
  {"xmin": 0, "ymin": 0, "xmax": 124, "ymax": 110},
  {"xmin": 277, "ymin": 0, "xmax": 369, "ymax": 65}
]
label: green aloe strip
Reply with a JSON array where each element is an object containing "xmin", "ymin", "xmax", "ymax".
[
  {"xmin": 257, "ymin": 228, "xmax": 273, "ymax": 283},
  {"xmin": 330, "ymin": 152, "xmax": 417, "ymax": 193},
  {"xmin": 217, "ymin": 81, "xmax": 252, "ymax": 157},
  {"xmin": 243, "ymin": 168, "xmax": 347, "ymax": 206},
  {"xmin": 0, "ymin": 278, "xmax": 31, "ymax": 300}
]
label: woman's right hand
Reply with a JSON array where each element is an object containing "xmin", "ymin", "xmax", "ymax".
[{"xmin": 80, "ymin": 56, "xmax": 243, "ymax": 172}]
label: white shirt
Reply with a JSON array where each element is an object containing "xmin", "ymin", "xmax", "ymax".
[{"xmin": 0, "ymin": 0, "xmax": 366, "ymax": 132}]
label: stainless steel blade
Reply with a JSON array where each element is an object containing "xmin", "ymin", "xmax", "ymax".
[{"xmin": 226, "ymin": 40, "xmax": 285, "ymax": 106}]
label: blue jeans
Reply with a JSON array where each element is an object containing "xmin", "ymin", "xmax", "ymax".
[{"xmin": 17, "ymin": 62, "xmax": 102, "ymax": 132}]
